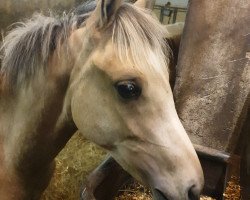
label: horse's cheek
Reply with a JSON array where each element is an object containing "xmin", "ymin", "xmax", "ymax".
[
  {"xmin": 70, "ymin": 89, "xmax": 99, "ymax": 141},
  {"xmin": 70, "ymin": 85, "xmax": 120, "ymax": 146}
]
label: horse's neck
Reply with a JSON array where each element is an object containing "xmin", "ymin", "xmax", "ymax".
[
  {"xmin": 1, "ymin": 68, "xmax": 77, "ymax": 168},
  {"xmin": 0, "ymin": 74, "xmax": 6, "ymax": 96}
]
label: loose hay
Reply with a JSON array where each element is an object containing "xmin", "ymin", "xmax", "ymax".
[
  {"xmin": 41, "ymin": 132, "xmax": 106, "ymax": 200},
  {"xmin": 200, "ymin": 196, "xmax": 216, "ymax": 200},
  {"xmin": 115, "ymin": 182, "xmax": 152, "ymax": 200},
  {"xmin": 223, "ymin": 176, "xmax": 241, "ymax": 200},
  {"xmin": 115, "ymin": 182, "xmax": 216, "ymax": 200}
]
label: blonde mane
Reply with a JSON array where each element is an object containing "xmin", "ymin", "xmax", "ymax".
[
  {"xmin": 0, "ymin": 1, "xmax": 94, "ymax": 89},
  {"xmin": 112, "ymin": 3, "xmax": 171, "ymax": 74}
]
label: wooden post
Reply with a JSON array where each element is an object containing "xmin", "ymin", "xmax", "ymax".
[
  {"xmin": 174, "ymin": 0, "xmax": 250, "ymax": 152},
  {"xmin": 174, "ymin": 0, "xmax": 250, "ymax": 197}
]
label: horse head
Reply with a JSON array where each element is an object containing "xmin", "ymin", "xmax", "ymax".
[{"xmin": 67, "ymin": 0, "xmax": 204, "ymax": 199}]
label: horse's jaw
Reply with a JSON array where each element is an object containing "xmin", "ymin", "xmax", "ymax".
[{"xmin": 109, "ymin": 128, "xmax": 204, "ymax": 200}]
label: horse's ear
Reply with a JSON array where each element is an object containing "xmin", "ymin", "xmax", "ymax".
[
  {"xmin": 134, "ymin": 0, "xmax": 155, "ymax": 10},
  {"xmin": 89, "ymin": 0, "xmax": 122, "ymax": 28},
  {"xmin": 134, "ymin": 0, "xmax": 146, "ymax": 8}
]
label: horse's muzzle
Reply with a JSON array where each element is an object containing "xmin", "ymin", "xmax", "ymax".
[{"xmin": 153, "ymin": 185, "xmax": 200, "ymax": 200}]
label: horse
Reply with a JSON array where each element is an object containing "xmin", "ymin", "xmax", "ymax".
[
  {"xmin": 81, "ymin": 22, "xmax": 186, "ymax": 200},
  {"xmin": 0, "ymin": 0, "xmax": 204, "ymax": 199}
]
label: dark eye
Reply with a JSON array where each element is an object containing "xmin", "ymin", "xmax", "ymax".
[{"xmin": 115, "ymin": 80, "xmax": 142, "ymax": 100}]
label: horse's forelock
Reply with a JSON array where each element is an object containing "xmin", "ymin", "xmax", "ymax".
[{"xmin": 111, "ymin": 4, "xmax": 171, "ymax": 74}]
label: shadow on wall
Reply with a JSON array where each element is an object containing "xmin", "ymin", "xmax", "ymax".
[{"xmin": 0, "ymin": 0, "xmax": 88, "ymax": 32}]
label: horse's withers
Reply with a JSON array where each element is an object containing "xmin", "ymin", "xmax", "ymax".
[{"xmin": 69, "ymin": 1, "xmax": 204, "ymax": 199}]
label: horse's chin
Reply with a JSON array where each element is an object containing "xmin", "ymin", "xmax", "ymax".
[{"xmin": 152, "ymin": 189, "xmax": 169, "ymax": 200}]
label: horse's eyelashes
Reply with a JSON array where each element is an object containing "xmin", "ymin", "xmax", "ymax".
[{"xmin": 115, "ymin": 80, "xmax": 142, "ymax": 100}]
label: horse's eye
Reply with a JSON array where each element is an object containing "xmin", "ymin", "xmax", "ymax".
[{"xmin": 115, "ymin": 81, "xmax": 142, "ymax": 100}]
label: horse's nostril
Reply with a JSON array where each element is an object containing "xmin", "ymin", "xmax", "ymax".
[{"xmin": 188, "ymin": 185, "xmax": 199, "ymax": 200}]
